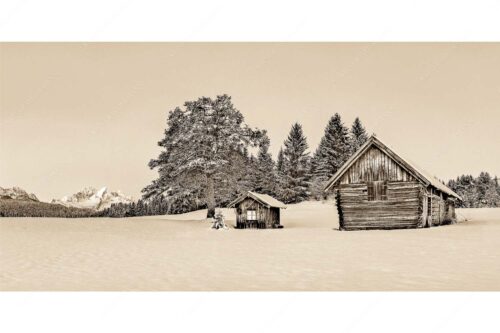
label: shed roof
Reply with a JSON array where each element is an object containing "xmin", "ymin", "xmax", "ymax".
[
  {"xmin": 323, "ymin": 135, "xmax": 462, "ymax": 200},
  {"xmin": 228, "ymin": 191, "xmax": 287, "ymax": 209}
]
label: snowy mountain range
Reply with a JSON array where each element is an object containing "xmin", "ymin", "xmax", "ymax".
[
  {"xmin": 51, "ymin": 186, "xmax": 133, "ymax": 211},
  {"xmin": 0, "ymin": 186, "xmax": 39, "ymax": 202}
]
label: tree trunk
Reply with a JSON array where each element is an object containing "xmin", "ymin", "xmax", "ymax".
[{"xmin": 206, "ymin": 174, "xmax": 216, "ymax": 218}]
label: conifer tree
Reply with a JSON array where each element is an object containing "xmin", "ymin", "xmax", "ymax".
[
  {"xmin": 448, "ymin": 172, "xmax": 500, "ymax": 208},
  {"xmin": 350, "ymin": 117, "xmax": 368, "ymax": 154},
  {"xmin": 143, "ymin": 95, "xmax": 264, "ymax": 217},
  {"xmin": 276, "ymin": 147, "xmax": 285, "ymax": 174},
  {"xmin": 311, "ymin": 113, "xmax": 351, "ymax": 181},
  {"xmin": 476, "ymin": 172, "xmax": 498, "ymax": 207},
  {"xmin": 254, "ymin": 135, "xmax": 276, "ymax": 195},
  {"xmin": 278, "ymin": 123, "xmax": 310, "ymax": 203}
]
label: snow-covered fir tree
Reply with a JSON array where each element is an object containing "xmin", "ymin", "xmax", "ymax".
[
  {"xmin": 447, "ymin": 172, "xmax": 500, "ymax": 208},
  {"xmin": 311, "ymin": 113, "xmax": 351, "ymax": 181},
  {"xmin": 254, "ymin": 135, "xmax": 277, "ymax": 195},
  {"xmin": 221, "ymin": 150, "xmax": 259, "ymax": 201},
  {"xmin": 476, "ymin": 172, "xmax": 499, "ymax": 207},
  {"xmin": 274, "ymin": 146, "xmax": 287, "ymax": 200},
  {"xmin": 350, "ymin": 117, "xmax": 368, "ymax": 154},
  {"xmin": 276, "ymin": 147, "xmax": 285, "ymax": 175},
  {"xmin": 143, "ymin": 94, "xmax": 264, "ymax": 217},
  {"xmin": 278, "ymin": 123, "xmax": 311, "ymax": 203},
  {"xmin": 308, "ymin": 114, "xmax": 352, "ymax": 200}
]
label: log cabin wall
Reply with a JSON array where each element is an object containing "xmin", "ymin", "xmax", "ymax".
[{"xmin": 337, "ymin": 181, "xmax": 423, "ymax": 230}]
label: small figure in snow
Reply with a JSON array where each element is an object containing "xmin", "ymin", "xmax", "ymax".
[{"xmin": 211, "ymin": 211, "xmax": 228, "ymax": 230}]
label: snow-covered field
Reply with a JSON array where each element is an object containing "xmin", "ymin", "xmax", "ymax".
[{"xmin": 1, "ymin": 202, "xmax": 499, "ymax": 291}]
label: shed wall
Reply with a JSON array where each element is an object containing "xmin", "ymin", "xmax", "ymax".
[{"xmin": 235, "ymin": 197, "xmax": 280, "ymax": 228}]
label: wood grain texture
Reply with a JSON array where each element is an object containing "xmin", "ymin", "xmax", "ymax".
[
  {"xmin": 234, "ymin": 197, "xmax": 280, "ymax": 229},
  {"xmin": 339, "ymin": 146, "xmax": 415, "ymax": 185},
  {"xmin": 337, "ymin": 181, "xmax": 423, "ymax": 230}
]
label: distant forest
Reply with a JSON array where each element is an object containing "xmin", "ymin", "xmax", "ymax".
[
  {"xmin": 447, "ymin": 173, "xmax": 500, "ymax": 208},
  {"xmin": 0, "ymin": 199, "xmax": 95, "ymax": 218}
]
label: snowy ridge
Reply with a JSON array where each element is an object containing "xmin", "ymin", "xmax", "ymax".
[
  {"xmin": 52, "ymin": 186, "xmax": 133, "ymax": 211},
  {"xmin": 0, "ymin": 186, "xmax": 39, "ymax": 201}
]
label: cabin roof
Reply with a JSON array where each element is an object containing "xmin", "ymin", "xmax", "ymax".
[
  {"xmin": 323, "ymin": 135, "xmax": 462, "ymax": 200},
  {"xmin": 228, "ymin": 191, "xmax": 287, "ymax": 209}
]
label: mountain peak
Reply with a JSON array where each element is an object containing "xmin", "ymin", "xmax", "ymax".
[
  {"xmin": 52, "ymin": 186, "xmax": 133, "ymax": 211},
  {"xmin": 94, "ymin": 187, "xmax": 108, "ymax": 199},
  {"xmin": 0, "ymin": 186, "xmax": 39, "ymax": 202}
]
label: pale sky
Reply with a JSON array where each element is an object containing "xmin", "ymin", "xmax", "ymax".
[{"xmin": 1, "ymin": 43, "xmax": 499, "ymax": 202}]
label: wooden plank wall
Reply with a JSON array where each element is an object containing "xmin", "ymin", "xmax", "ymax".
[
  {"xmin": 421, "ymin": 194, "xmax": 429, "ymax": 227},
  {"xmin": 338, "ymin": 181, "xmax": 423, "ymax": 230},
  {"xmin": 235, "ymin": 197, "xmax": 278, "ymax": 228},
  {"xmin": 270, "ymin": 207, "xmax": 280, "ymax": 227},
  {"xmin": 340, "ymin": 146, "xmax": 416, "ymax": 184},
  {"xmin": 443, "ymin": 199, "xmax": 457, "ymax": 224},
  {"xmin": 430, "ymin": 194, "xmax": 446, "ymax": 226}
]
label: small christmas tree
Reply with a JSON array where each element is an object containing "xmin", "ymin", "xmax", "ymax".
[{"xmin": 211, "ymin": 211, "xmax": 228, "ymax": 230}]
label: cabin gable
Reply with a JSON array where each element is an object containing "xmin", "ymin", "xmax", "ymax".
[{"xmin": 339, "ymin": 145, "xmax": 416, "ymax": 185}]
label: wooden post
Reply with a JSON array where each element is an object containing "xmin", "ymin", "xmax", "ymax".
[
  {"xmin": 268, "ymin": 206, "xmax": 270, "ymax": 229},
  {"xmin": 335, "ymin": 188, "xmax": 344, "ymax": 230},
  {"xmin": 429, "ymin": 188, "xmax": 433, "ymax": 228}
]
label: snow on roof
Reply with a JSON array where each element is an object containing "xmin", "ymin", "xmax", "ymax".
[
  {"xmin": 228, "ymin": 191, "xmax": 287, "ymax": 209},
  {"xmin": 324, "ymin": 135, "xmax": 462, "ymax": 200},
  {"xmin": 402, "ymin": 156, "xmax": 461, "ymax": 200}
]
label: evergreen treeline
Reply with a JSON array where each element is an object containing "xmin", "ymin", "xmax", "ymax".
[
  {"xmin": 447, "ymin": 172, "xmax": 500, "ymax": 208},
  {"xmin": 98, "ymin": 197, "xmax": 171, "ymax": 217},
  {"xmin": 0, "ymin": 199, "xmax": 96, "ymax": 218}
]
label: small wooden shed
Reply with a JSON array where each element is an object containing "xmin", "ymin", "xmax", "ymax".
[
  {"xmin": 228, "ymin": 191, "xmax": 287, "ymax": 229},
  {"xmin": 324, "ymin": 135, "xmax": 462, "ymax": 230}
]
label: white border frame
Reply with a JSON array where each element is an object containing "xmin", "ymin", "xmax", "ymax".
[
  {"xmin": 2, "ymin": 1, "xmax": 500, "ymax": 332},
  {"xmin": 1, "ymin": 0, "xmax": 500, "ymax": 41}
]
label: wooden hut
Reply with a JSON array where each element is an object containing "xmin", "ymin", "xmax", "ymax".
[
  {"xmin": 228, "ymin": 191, "xmax": 287, "ymax": 229},
  {"xmin": 323, "ymin": 135, "xmax": 461, "ymax": 230}
]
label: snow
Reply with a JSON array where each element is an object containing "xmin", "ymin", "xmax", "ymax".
[
  {"xmin": 1, "ymin": 202, "xmax": 500, "ymax": 291},
  {"xmin": 229, "ymin": 191, "xmax": 287, "ymax": 209},
  {"xmin": 94, "ymin": 186, "xmax": 107, "ymax": 199}
]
